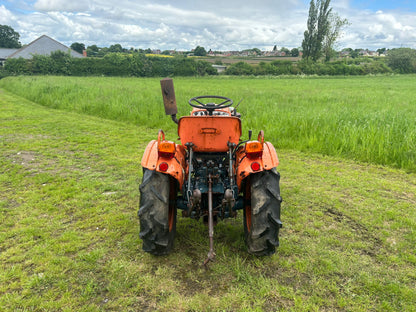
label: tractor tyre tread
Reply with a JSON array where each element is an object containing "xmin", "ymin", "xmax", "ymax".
[
  {"xmin": 138, "ymin": 169, "xmax": 176, "ymax": 255},
  {"xmin": 245, "ymin": 168, "xmax": 282, "ymax": 256}
]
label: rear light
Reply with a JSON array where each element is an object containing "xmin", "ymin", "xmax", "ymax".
[
  {"xmin": 251, "ymin": 162, "xmax": 261, "ymax": 171},
  {"xmin": 245, "ymin": 141, "xmax": 263, "ymax": 159},
  {"xmin": 158, "ymin": 141, "xmax": 175, "ymax": 159},
  {"xmin": 159, "ymin": 162, "xmax": 169, "ymax": 172}
]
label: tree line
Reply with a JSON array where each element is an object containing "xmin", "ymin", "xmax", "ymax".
[
  {"xmin": 224, "ymin": 48, "xmax": 416, "ymax": 75},
  {"xmin": 3, "ymin": 49, "xmax": 415, "ymax": 78},
  {"xmin": 2, "ymin": 52, "xmax": 217, "ymax": 77},
  {"xmin": 224, "ymin": 58, "xmax": 392, "ymax": 76}
]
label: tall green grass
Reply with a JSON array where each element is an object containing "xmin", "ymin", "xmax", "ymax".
[{"xmin": 1, "ymin": 75, "xmax": 415, "ymax": 172}]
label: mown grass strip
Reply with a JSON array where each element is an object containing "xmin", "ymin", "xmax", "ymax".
[{"xmin": 1, "ymin": 89, "xmax": 415, "ymax": 311}]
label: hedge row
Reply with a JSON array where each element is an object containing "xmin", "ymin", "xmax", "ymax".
[
  {"xmin": 225, "ymin": 59, "xmax": 393, "ymax": 76},
  {"xmin": 2, "ymin": 50, "xmax": 410, "ymax": 78},
  {"xmin": 2, "ymin": 51, "xmax": 217, "ymax": 77}
]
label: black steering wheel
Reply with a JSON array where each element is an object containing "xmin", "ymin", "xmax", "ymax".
[{"xmin": 188, "ymin": 95, "xmax": 233, "ymax": 116}]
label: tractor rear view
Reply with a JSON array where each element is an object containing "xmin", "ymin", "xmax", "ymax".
[{"xmin": 139, "ymin": 78, "xmax": 282, "ymax": 264}]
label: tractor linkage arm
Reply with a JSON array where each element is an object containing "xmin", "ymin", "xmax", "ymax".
[{"xmin": 203, "ymin": 173, "xmax": 216, "ymax": 267}]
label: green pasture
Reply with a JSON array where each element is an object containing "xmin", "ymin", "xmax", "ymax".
[
  {"xmin": 1, "ymin": 75, "xmax": 415, "ymax": 172},
  {"xmin": 1, "ymin": 76, "xmax": 416, "ymax": 311}
]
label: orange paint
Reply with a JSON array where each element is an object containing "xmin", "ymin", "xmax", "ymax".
[
  {"xmin": 141, "ymin": 108, "xmax": 278, "ymax": 191},
  {"xmin": 141, "ymin": 139, "xmax": 187, "ymax": 189},
  {"xmin": 235, "ymin": 141, "xmax": 279, "ymax": 188},
  {"xmin": 178, "ymin": 116, "xmax": 241, "ymax": 152}
]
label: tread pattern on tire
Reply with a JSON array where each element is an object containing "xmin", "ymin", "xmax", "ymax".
[
  {"xmin": 138, "ymin": 169, "xmax": 177, "ymax": 255},
  {"xmin": 244, "ymin": 168, "xmax": 283, "ymax": 256}
]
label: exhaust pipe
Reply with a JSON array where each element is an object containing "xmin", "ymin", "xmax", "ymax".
[{"xmin": 160, "ymin": 78, "xmax": 179, "ymax": 124}]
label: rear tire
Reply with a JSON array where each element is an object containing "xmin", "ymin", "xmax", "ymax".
[
  {"xmin": 243, "ymin": 168, "xmax": 282, "ymax": 256},
  {"xmin": 138, "ymin": 169, "xmax": 177, "ymax": 255}
]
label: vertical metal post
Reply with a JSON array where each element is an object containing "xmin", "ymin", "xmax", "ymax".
[
  {"xmin": 204, "ymin": 173, "xmax": 216, "ymax": 266},
  {"xmin": 228, "ymin": 142, "xmax": 235, "ymax": 187},
  {"xmin": 186, "ymin": 143, "xmax": 194, "ymax": 205}
]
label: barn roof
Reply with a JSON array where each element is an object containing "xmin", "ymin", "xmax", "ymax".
[
  {"xmin": 0, "ymin": 48, "xmax": 19, "ymax": 59},
  {"xmin": 8, "ymin": 35, "xmax": 84, "ymax": 59}
]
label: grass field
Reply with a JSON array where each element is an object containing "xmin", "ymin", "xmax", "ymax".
[
  {"xmin": 1, "ymin": 75, "xmax": 415, "ymax": 173},
  {"xmin": 1, "ymin": 76, "xmax": 416, "ymax": 311}
]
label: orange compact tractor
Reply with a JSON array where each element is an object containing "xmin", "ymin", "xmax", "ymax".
[{"xmin": 139, "ymin": 78, "xmax": 282, "ymax": 264}]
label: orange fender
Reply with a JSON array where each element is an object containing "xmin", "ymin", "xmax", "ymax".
[
  {"xmin": 236, "ymin": 142, "xmax": 279, "ymax": 189},
  {"xmin": 141, "ymin": 139, "xmax": 187, "ymax": 189}
]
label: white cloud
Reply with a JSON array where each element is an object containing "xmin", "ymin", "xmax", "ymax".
[
  {"xmin": 34, "ymin": 0, "xmax": 91, "ymax": 12},
  {"xmin": 2, "ymin": 0, "xmax": 416, "ymax": 50},
  {"xmin": 339, "ymin": 8, "xmax": 416, "ymax": 49},
  {"xmin": 369, "ymin": 24, "xmax": 383, "ymax": 34},
  {"xmin": 0, "ymin": 4, "xmax": 15, "ymax": 24}
]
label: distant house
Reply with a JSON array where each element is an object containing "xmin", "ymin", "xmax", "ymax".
[
  {"xmin": 212, "ymin": 65, "xmax": 227, "ymax": 73},
  {"xmin": 0, "ymin": 35, "xmax": 83, "ymax": 65}
]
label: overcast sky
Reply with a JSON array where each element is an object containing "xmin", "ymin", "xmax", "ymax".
[{"xmin": 1, "ymin": 0, "xmax": 416, "ymax": 51}]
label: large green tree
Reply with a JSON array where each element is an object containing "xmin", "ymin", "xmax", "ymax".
[
  {"xmin": 322, "ymin": 13, "xmax": 349, "ymax": 61},
  {"xmin": 86, "ymin": 45, "xmax": 100, "ymax": 57},
  {"xmin": 109, "ymin": 44, "xmax": 123, "ymax": 53},
  {"xmin": 302, "ymin": 0, "xmax": 317, "ymax": 60},
  {"xmin": 387, "ymin": 48, "xmax": 416, "ymax": 73},
  {"xmin": 70, "ymin": 42, "xmax": 85, "ymax": 54},
  {"xmin": 302, "ymin": 0, "xmax": 332, "ymax": 61},
  {"xmin": 291, "ymin": 48, "xmax": 300, "ymax": 57},
  {"xmin": 0, "ymin": 25, "xmax": 22, "ymax": 48},
  {"xmin": 193, "ymin": 46, "xmax": 207, "ymax": 56}
]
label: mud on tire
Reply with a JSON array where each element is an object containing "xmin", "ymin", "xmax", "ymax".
[
  {"xmin": 138, "ymin": 169, "xmax": 177, "ymax": 255},
  {"xmin": 244, "ymin": 168, "xmax": 282, "ymax": 256}
]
